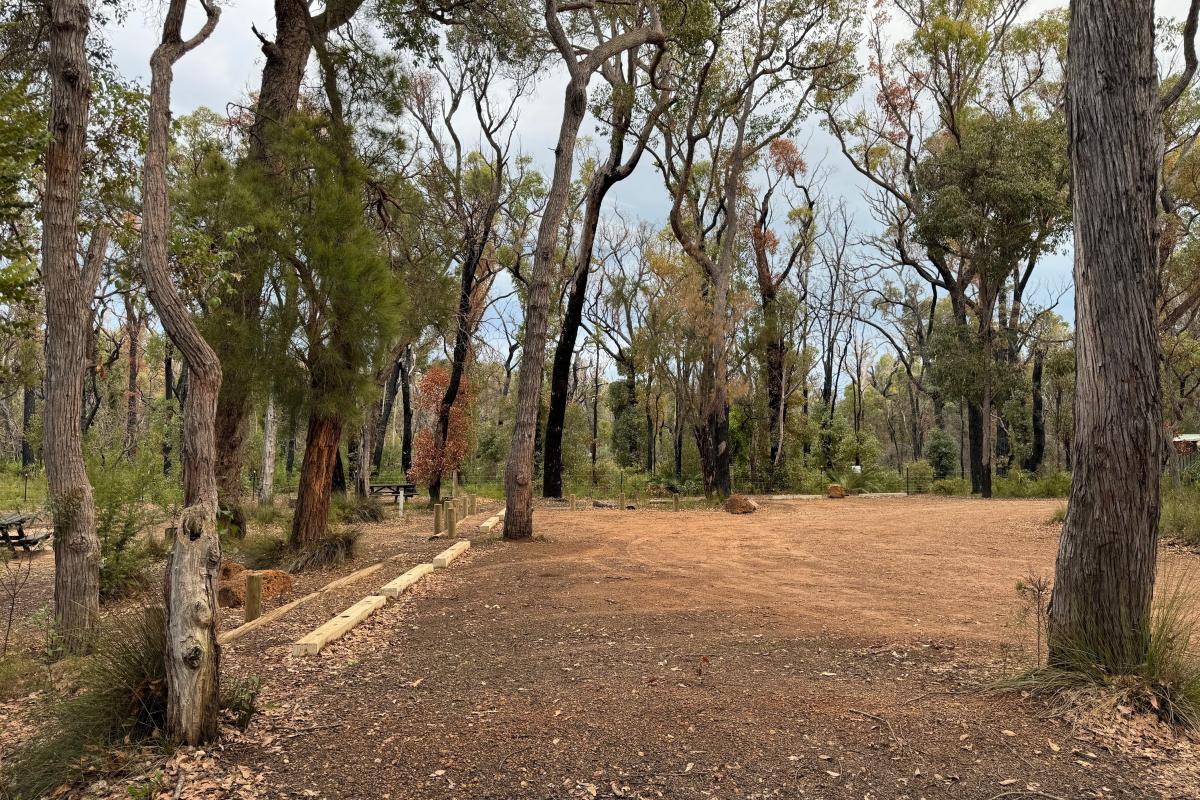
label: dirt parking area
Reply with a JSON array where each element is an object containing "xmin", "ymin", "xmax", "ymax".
[{"xmin": 203, "ymin": 496, "xmax": 1198, "ymax": 799}]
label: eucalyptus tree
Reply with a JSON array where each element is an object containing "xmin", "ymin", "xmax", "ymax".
[
  {"xmin": 824, "ymin": 0, "xmax": 1068, "ymax": 495},
  {"xmin": 405, "ymin": 29, "xmax": 542, "ymax": 500},
  {"xmin": 541, "ymin": 14, "xmax": 669, "ymax": 498},
  {"xmin": 142, "ymin": 0, "xmax": 223, "ymax": 744},
  {"xmin": 654, "ymin": 0, "xmax": 859, "ymax": 498},
  {"xmin": 504, "ymin": 0, "xmax": 666, "ymax": 539},
  {"xmin": 1047, "ymin": 0, "xmax": 1188, "ymax": 674},
  {"xmin": 745, "ymin": 138, "xmax": 819, "ymax": 480}
]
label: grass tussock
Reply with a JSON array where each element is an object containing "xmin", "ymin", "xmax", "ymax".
[
  {"xmin": 1002, "ymin": 574, "xmax": 1200, "ymax": 729},
  {"xmin": 2, "ymin": 609, "xmax": 169, "ymax": 800},
  {"xmin": 231, "ymin": 533, "xmax": 290, "ymax": 570},
  {"xmin": 331, "ymin": 495, "xmax": 386, "ymax": 524},
  {"xmin": 287, "ymin": 526, "xmax": 361, "ymax": 573},
  {"xmin": 1046, "ymin": 504, "xmax": 1067, "ymax": 525}
]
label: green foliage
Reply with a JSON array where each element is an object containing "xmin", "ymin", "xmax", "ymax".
[
  {"xmin": 924, "ymin": 429, "xmax": 958, "ymax": 479},
  {"xmin": 931, "ymin": 477, "xmax": 971, "ymax": 495},
  {"xmin": 3, "ymin": 610, "xmax": 168, "ymax": 799},
  {"xmin": 1161, "ymin": 485, "xmax": 1200, "ymax": 546},
  {"xmin": 1047, "ymin": 504, "xmax": 1067, "ymax": 525},
  {"xmin": 991, "ymin": 470, "xmax": 1070, "ymax": 498},
  {"xmin": 221, "ymin": 675, "xmax": 262, "ymax": 731},
  {"xmin": 904, "ymin": 460, "xmax": 934, "ymax": 493},
  {"xmin": 88, "ymin": 447, "xmax": 178, "ymax": 600}
]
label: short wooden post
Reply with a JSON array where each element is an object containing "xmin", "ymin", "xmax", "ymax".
[
  {"xmin": 397, "ymin": 491, "xmax": 405, "ymax": 520},
  {"xmin": 570, "ymin": 494, "xmax": 577, "ymax": 511},
  {"xmin": 447, "ymin": 505, "xmax": 457, "ymax": 538},
  {"xmin": 673, "ymin": 494, "xmax": 680, "ymax": 512},
  {"xmin": 449, "ymin": 471, "xmax": 457, "ymax": 498},
  {"xmin": 434, "ymin": 503, "xmax": 443, "ymax": 536},
  {"xmin": 459, "ymin": 495, "xmax": 467, "ymax": 517},
  {"xmin": 619, "ymin": 492, "xmax": 625, "ymax": 509},
  {"xmin": 468, "ymin": 494, "xmax": 476, "ymax": 515},
  {"xmin": 244, "ymin": 573, "xmax": 263, "ymax": 624}
]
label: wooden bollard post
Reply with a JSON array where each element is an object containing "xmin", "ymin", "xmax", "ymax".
[
  {"xmin": 673, "ymin": 494, "xmax": 680, "ymax": 512},
  {"xmin": 434, "ymin": 503, "xmax": 443, "ymax": 536},
  {"xmin": 460, "ymin": 495, "xmax": 467, "ymax": 517},
  {"xmin": 244, "ymin": 572, "xmax": 263, "ymax": 623},
  {"xmin": 468, "ymin": 494, "xmax": 476, "ymax": 515},
  {"xmin": 447, "ymin": 506, "xmax": 457, "ymax": 538},
  {"xmin": 570, "ymin": 494, "xmax": 577, "ymax": 511}
]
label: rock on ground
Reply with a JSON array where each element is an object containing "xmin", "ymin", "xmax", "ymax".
[{"xmin": 725, "ymin": 495, "xmax": 759, "ymax": 514}]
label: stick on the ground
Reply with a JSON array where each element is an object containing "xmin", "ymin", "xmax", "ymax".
[{"xmin": 848, "ymin": 707, "xmax": 903, "ymax": 749}]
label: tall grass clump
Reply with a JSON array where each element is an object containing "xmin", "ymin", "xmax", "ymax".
[
  {"xmin": 992, "ymin": 470, "xmax": 1071, "ymax": 498},
  {"xmin": 287, "ymin": 525, "xmax": 361, "ymax": 573},
  {"xmin": 1002, "ymin": 573, "xmax": 1200, "ymax": 729},
  {"xmin": 2, "ymin": 610, "xmax": 168, "ymax": 799}
]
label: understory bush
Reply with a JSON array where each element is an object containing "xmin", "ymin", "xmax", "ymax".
[
  {"xmin": 1161, "ymin": 485, "xmax": 1200, "ymax": 546},
  {"xmin": 924, "ymin": 430, "xmax": 958, "ymax": 479},
  {"xmin": 992, "ymin": 470, "xmax": 1071, "ymax": 498},
  {"xmin": 931, "ymin": 477, "xmax": 971, "ymax": 495},
  {"xmin": 90, "ymin": 452, "xmax": 175, "ymax": 600},
  {"xmin": 230, "ymin": 533, "xmax": 290, "ymax": 570},
  {"xmin": 2, "ymin": 610, "xmax": 168, "ymax": 799}
]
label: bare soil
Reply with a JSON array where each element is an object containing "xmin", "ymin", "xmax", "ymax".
[{"xmin": 6, "ymin": 496, "xmax": 1200, "ymax": 798}]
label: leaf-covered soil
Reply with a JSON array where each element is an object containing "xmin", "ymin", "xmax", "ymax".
[{"xmin": 5, "ymin": 496, "xmax": 1200, "ymax": 798}]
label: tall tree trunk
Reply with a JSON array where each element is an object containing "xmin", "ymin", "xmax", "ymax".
[
  {"xmin": 143, "ymin": 0, "xmax": 223, "ymax": 745},
  {"xmin": 331, "ymin": 446, "xmax": 346, "ymax": 496},
  {"xmin": 968, "ymin": 400, "xmax": 985, "ymax": 495},
  {"xmin": 20, "ymin": 384, "xmax": 35, "ymax": 469},
  {"xmin": 291, "ymin": 412, "xmax": 343, "ymax": 546},
  {"xmin": 211, "ymin": 0, "xmax": 364, "ymax": 538},
  {"xmin": 1049, "ymin": 0, "xmax": 1162, "ymax": 671},
  {"xmin": 504, "ymin": 77, "xmax": 589, "ymax": 538},
  {"xmin": 399, "ymin": 353, "xmax": 413, "ymax": 474},
  {"xmin": 123, "ymin": 292, "xmax": 141, "ymax": 458},
  {"xmin": 542, "ymin": 212, "xmax": 594, "ymax": 498},
  {"xmin": 1022, "ymin": 349, "xmax": 1046, "ymax": 473},
  {"xmin": 285, "ymin": 409, "xmax": 297, "ymax": 481},
  {"xmin": 258, "ymin": 396, "xmax": 276, "ymax": 505},
  {"xmin": 504, "ymin": 7, "xmax": 663, "ymax": 537},
  {"xmin": 372, "ymin": 355, "xmax": 401, "ymax": 476},
  {"xmin": 163, "ymin": 346, "xmax": 174, "ymax": 476},
  {"xmin": 42, "ymin": 0, "xmax": 104, "ymax": 655}
]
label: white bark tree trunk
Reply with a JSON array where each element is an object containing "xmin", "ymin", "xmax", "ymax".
[{"xmin": 259, "ymin": 396, "xmax": 276, "ymax": 505}]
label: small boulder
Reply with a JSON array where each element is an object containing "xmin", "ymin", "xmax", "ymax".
[
  {"xmin": 826, "ymin": 483, "xmax": 847, "ymax": 499},
  {"xmin": 218, "ymin": 568, "xmax": 295, "ymax": 608},
  {"xmin": 725, "ymin": 495, "xmax": 759, "ymax": 514}
]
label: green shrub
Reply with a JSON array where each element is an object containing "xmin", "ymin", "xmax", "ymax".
[
  {"xmin": 924, "ymin": 429, "xmax": 958, "ymax": 479},
  {"xmin": 221, "ymin": 675, "xmax": 262, "ymax": 731},
  {"xmin": 993, "ymin": 470, "xmax": 1071, "ymax": 499},
  {"xmin": 2, "ymin": 609, "xmax": 168, "ymax": 799},
  {"xmin": 931, "ymin": 477, "xmax": 971, "ymax": 495},
  {"xmin": 1047, "ymin": 504, "xmax": 1067, "ymax": 525},
  {"xmin": 1161, "ymin": 486, "xmax": 1200, "ymax": 546},
  {"xmin": 904, "ymin": 460, "xmax": 934, "ymax": 493}
]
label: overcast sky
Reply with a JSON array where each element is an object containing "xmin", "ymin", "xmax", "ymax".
[{"xmin": 102, "ymin": 0, "xmax": 1197, "ymax": 334}]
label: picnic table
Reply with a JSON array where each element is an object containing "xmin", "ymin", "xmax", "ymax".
[
  {"xmin": 369, "ymin": 482, "xmax": 417, "ymax": 501},
  {"xmin": 0, "ymin": 513, "xmax": 49, "ymax": 554}
]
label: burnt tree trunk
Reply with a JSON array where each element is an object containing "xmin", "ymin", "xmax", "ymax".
[
  {"xmin": 20, "ymin": 384, "xmax": 35, "ymax": 468},
  {"xmin": 399, "ymin": 353, "xmax": 413, "ymax": 474},
  {"xmin": 1022, "ymin": 349, "xmax": 1046, "ymax": 473},
  {"xmin": 1049, "ymin": 0, "xmax": 1163, "ymax": 671},
  {"xmin": 291, "ymin": 412, "xmax": 343, "ymax": 546},
  {"xmin": 143, "ymin": 0, "xmax": 223, "ymax": 745},
  {"xmin": 42, "ymin": 0, "xmax": 104, "ymax": 655}
]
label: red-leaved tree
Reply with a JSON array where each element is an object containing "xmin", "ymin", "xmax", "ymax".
[{"xmin": 409, "ymin": 366, "xmax": 472, "ymax": 494}]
